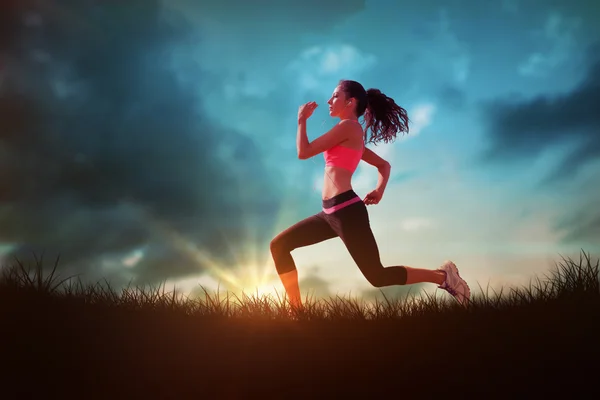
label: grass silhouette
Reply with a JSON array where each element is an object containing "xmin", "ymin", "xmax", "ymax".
[{"xmin": 1, "ymin": 250, "xmax": 598, "ymax": 398}]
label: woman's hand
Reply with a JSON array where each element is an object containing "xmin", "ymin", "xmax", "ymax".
[
  {"xmin": 363, "ymin": 189, "xmax": 383, "ymax": 205},
  {"xmin": 298, "ymin": 101, "xmax": 318, "ymax": 122}
]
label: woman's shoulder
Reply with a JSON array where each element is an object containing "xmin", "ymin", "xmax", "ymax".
[
  {"xmin": 337, "ymin": 119, "xmax": 361, "ymax": 127},
  {"xmin": 337, "ymin": 119, "xmax": 363, "ymax": 135}
]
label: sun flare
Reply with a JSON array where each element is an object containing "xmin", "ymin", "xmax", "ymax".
[
  {"xmin": 137, "ymin": 197, "xmax": 301, "ymax": 299},
  {"xmin": 223, "ymin": 263, "xmax": 282, "ymax": 298}
]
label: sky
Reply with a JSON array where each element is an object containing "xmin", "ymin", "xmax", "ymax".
[{"xmin": 1, "ymin": 0, "xmax": 599, "ymax": 302}]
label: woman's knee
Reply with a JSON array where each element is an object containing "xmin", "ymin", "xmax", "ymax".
[
  {"xmin": 269, "ymin": 235, "xmax": 282, "ymax": 255},
  {"xmin": 270, "ymin": 233, "xmax": 290, "ymax": 257},
  {"xmin": 361, "ymin": 266, "xmax": 407, "ymax": 288},
  {"xmin": 363, "ymin": 271, "xmax": 387, "ymax": 288},
  {"xmin": 269, "ymin": 234, "xmax": 297, "ymax": 275}
]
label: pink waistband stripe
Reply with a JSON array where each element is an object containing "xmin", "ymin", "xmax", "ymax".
[{"xmin": 322, "ymin": 196, "xmax": 362, "ymax": 214}]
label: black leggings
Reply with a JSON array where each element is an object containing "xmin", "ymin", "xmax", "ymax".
[{"xmin": 270, "ymin": 189, "xmax": 407, "ymax": 287}]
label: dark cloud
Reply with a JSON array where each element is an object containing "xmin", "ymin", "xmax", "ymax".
[
  {"xmin": 479, "ymin": 42, "xmax": 600, "ymax": 245},
  {"xmin": 167, "ymin": 0, "xmax": 366, "ymax": 33},
  {"xmin": 555, "ymin": 202, "xmax": 600, "ymax": 245},
  {"xmin": 478, "ymin": 43, "xmax": 600, "ymax": 180},
  {"xmin": 0, "ymin": 1, "xmax": 286, "ymax": 286}
]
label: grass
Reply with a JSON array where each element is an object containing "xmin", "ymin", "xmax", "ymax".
[{"xmin": 1, "ymin": 250, "xmax": 599, "ymax": 398}]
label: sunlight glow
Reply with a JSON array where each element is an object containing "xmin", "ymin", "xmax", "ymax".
[{"xmin": 135, "ymin": 193, "xmax": 303, "ymax": 298}]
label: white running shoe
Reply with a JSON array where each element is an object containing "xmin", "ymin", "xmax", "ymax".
[{"xmin": 438, "ymin": 260, "xmax": 470, "ymax": 306}]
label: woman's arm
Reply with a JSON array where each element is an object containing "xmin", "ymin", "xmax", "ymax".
[
  {"xmin": 297, "ymin": 119, "xmax": 353, "ymax": 160},
  {"xmin": 296, "ymin": 119, "xmax": 309, "ymax": 158},
  {"xmin": 361, "ymin": 147, "xmax": 391, "ymax": 194}
]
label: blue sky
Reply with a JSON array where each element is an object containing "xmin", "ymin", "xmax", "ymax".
[{"xmin": 1, "ymin": 0, "xmax": 599, "ymax": 301}]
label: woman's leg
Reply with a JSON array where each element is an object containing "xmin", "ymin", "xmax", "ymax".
[
  {"xmin": 270, "ymin": 213, "xmax": 337, "ymax": 307},
  {"xmin": 404, "ymin": 266, "xmax": 445, "ymax": 285},
  {"xmin": 332, "ymin": 203, "xmax": 445, "ymax": 287}
]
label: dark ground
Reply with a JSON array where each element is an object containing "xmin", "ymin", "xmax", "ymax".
[{"xmin": 1, "ymin": 290, "xmax": 597, "ymax": 399}]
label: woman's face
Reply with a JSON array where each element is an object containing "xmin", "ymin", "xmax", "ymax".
[{"xmin": 327, "ymin": 86, "xmax": 350, "ymax": 117}]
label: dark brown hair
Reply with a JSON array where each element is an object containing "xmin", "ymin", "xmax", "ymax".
[{"xmin": 338, "ymin": 80, "xmax": 409, "ymax": 145}]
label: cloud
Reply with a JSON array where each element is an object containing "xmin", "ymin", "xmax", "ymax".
[
  {"xmin": 410, "ymin": 8, "xmax": 472, "ymax": 85},
  {"xmin": 518, "ymin": 11, "xmax": 581, "ymax": 77},
  {"xmin": 0, "ymin": 2, "xmax": 285, "ymax": 286},
  {"xmin": 553, "ymin": 189, "xmax": 600, "ymax": 245},
  {"xmin": 286, "ymin": 44, "xmax": 377, "ymax": 96},
  {"xmin": 408, "ymin": 103, "xmax": 436, "ymax": 137},
  {"xmin": 166, "ymin": 0, "xmax": 367, "ymax": 104},
  {"xmin": 166, "ymin": 0, "xmax": 365, "ymax": 35},
  {"xmin": 480, "ymin": 43, "xmax": 600, "ymax": 245},
  {"xmin": 479, "ymin": 46, "xmax": 600, "ymax": 181},
  {"xmin": 158, "ymin": 2, "xmax": 370, "ymax": 221}
]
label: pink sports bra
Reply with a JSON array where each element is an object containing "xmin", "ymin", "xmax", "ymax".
[{"xmin": 324, "ymin": 144, "xmax": 364, "ymax": 173}]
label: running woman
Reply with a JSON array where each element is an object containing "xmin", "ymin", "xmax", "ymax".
[{"xmin": 270, "ymin": 80, "xmax": 470, "ymax": 309}]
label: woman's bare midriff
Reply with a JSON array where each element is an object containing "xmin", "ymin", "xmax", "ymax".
[{"xmin": 322, "ymin": 166, "xmax": 354, "ymax": 200}]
